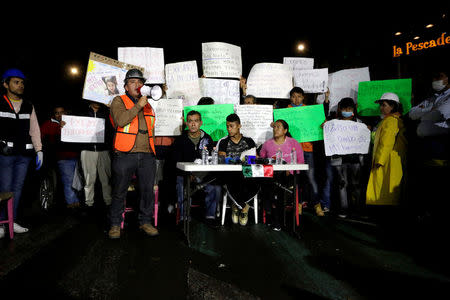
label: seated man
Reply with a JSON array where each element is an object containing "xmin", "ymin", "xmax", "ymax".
[
  {"xmin": 173, "ymin": 110, "xmax": 218, "ymax": 224},
  {"xmin": 217, "ymin": 113, "xmax": 259, "ymax": 226}
]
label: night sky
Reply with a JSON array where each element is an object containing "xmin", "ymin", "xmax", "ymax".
[{"xmin": 1, "ymin": 6, "xmax": 447, "ymax": 121}]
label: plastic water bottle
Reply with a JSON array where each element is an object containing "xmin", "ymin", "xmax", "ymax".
[
  {"xmin": 290, "ymin": 148, "xmax": 297, "ymax": 164},
  {"xmin": 212, "ymin": 147, "xmax": 218, "ymax": 165},
  {"xmin": 201, "ymin": 146, "xmax": 208, "ymax": 165},
  {"xmin": 276, "ymin": 149, "xmax": 282, "ymax": 164}
]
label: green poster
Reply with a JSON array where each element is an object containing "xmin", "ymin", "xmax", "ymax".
[
  {"xmin": 183, "ymin": 104, "xmax": 234, "ymax": 141},
  {"xmin": 273, "ymin": 104, "xmax": 326, "ymax": 143},
  {"xmin": 357, "ymin": 78, "xmax": 412, "ymax": 116}
]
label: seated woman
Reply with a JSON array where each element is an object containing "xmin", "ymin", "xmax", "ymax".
[{"xmin": 259, "ymin": 120, "xmax": 304, "ymax": 231}]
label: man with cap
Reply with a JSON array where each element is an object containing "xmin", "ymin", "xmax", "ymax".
[
  {"xmin": 0, "ymin": 68, "xmax": 43, "ymax": 238},
  {"xmin": 366, "ymin": 92, "xmax": 407, "ymax": 206},
  {"xmin": 108, "ymin": 69, "xmax": 158, "ymax": 239}
]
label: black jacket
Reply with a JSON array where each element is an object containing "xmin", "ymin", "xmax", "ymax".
[{"xmin": 172, "ymin": 129, "xmax": 214, "ymax": 174}]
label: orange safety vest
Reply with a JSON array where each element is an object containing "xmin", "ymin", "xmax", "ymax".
[{"xmin": 112, "ymin": 95, "xmax": 156, "ymax": 154}]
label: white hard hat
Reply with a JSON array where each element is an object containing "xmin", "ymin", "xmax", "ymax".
[{"xmin": 375, "ymin": 92, "xmax": 400, "ymax": 103}]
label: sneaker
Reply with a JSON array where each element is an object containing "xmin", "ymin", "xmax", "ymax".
[
  {"xmin": 314, "ymin": 204, "xmax": 324, "ymax": 217},
  {"xmin": 231, "ymin": 205, "xmax": 239, "ymax": 224},
  {"xmin": 272, "ymin": 225, "xmax": 281, "ymax": 232},
  {"xmin": 0, "ymin": 226, "xmax": 4, "ymax": 239},
  {"xmin": 108, "ymin": 226, "xmax": 121, "ymax": 239},
  {"xmin": 13, "ymin": 222, "xmax": 28, "ymax": 233},
  {"xmin": 323, "ymin": 207, "xmax": 330, "ymax": 213},
  {"xmin": 239, "ymin": 211, "xmax": 248, "ymax": 226},
  {"xmin": 139, "ymin": 223, "xmax": 159, "ymax": 236},
  {"xmin": 338, "ymin": 214, "xmax": 347, "ymax": 219}
]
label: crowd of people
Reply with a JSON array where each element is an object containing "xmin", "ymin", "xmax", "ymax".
[{"xmin": 0, "ymin": 67, "xmax": 448, "ymax": 239}]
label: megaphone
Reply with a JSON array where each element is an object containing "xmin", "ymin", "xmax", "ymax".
[{"xmin": 139, "ymin": 85, "xmax": 163, "ymax": 101}]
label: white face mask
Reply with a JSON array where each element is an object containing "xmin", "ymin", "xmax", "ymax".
[{"xmin": 432, "ymin": 80, "xmax": 446, "ymax": 92}]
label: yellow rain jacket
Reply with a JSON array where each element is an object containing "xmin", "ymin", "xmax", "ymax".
[{"xmin": 366, "ymin": 113, "xmax": 407, "ymax": 205}]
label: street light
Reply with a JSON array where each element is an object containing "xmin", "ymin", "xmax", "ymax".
[
  {"xmin": 297, "ymin": 43, "xmax": 305, "ymax": 52},
  {"xmin": 70, "ymin": 67, "xmax": 79, "ymax": 75}
]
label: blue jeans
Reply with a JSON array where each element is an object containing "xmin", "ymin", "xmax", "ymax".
[
  {"xmin": 57, "ymin": 159, "xmax": 80, "ymax": 205},
  {"xmin": 110, "ymin": 152, "xmax": 156, "ymax": 227},
  {"xmin": 177, "ymin": 176, "xmax": 217, "ymax": 219},
  {"xmin": 303, "ymin": 152, "xmax": 319, "ymax": 205},
  {"xmin": 320, "ymin": 158, "xmax": 333, "ymax": 209},
  {"xmin": 0, "ymin": 154, "xmax": 32, "ymax": 220}
]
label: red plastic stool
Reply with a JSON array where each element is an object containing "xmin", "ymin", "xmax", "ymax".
[{"xmin": 0, "ymin": 192, "xmax": 14, "ymax": 239}]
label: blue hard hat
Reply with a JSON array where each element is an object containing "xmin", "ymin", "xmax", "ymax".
[{"xmin": 2, "ymin": 68, "xmax": 26, "ymax": 81}]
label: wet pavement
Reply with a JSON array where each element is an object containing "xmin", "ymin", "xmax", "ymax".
[{"xmin": 1, "ymin": 202, "xmax": 450, "ymax": 300}]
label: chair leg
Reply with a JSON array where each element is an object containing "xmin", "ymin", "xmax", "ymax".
[
  {"xmin": 221, "ymin": 193, "xmax": 227, "ymax": 225},
  {"xmin": 154, "ymin": 189, "xmax": 159, "ymax": 227},
  {"xmin": 295, "ymin": 185, "xmax": 300, "ymax": 226},
  {"xmin": 8, "ymin": 197, "xmax": 14, "ymax": 239},
  {"xmin": 254, "ymin": 195, "xmax": 258, "ymax": 224}
]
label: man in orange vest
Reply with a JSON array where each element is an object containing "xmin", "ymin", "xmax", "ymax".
[{"xmin": 108, "ymin": 69, "xmax": 158, "ymax": 239}]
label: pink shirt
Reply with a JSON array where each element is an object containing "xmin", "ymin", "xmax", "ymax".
[{"xmin": 260, "ymin": 136, "xmax": 304, "ymax": 164}]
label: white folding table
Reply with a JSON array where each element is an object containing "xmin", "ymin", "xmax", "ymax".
[{"xmin": 176, "ymin": 162, "xmax": 309, "ymax": 245}]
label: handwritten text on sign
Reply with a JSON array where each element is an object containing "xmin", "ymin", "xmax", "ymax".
[
  {"xmin": 202, "ymin": 42, "xmax": 242, "ymax": 79},
  {"xmin": 283, "ymin": 57, "xmax": 314, "ymax": 71},
  {"xmin": 61, "ymin": 115, "xmax": 105, "ymax": 143},
  {"xmin": 118, "ymin": 47, "xmax": 165, "ymax": 84},
  {"xmin": 294, "ymin": 68, "xmax": 328, "ymax": 93},
  {"xmin": 273, "ymin": 104, "xmax": 326, "ymax": 143},
  {"xmin": 199, "ymin": 78, "xmax": 240, "ymax": 105},
  {"xmin": 148, "ymin": 99, "xmax": 183, "ymax": 136},
  {"xmin": 246, "ymin": 63, "xmax": 293, "ymax": 99},
  {"xmin": 235, "ymin": 104, "xmax": 273, "ymax": 146},
  {"xmin": 165, "ymin": 60, "xmax": 201, "ymax": 107},
  {"xmin": 323, "ymin": 119, "xmax": 370, "ymax": 156},
  {"xmin": 82, "ymin": 52, "xmax": 143, "ymax": 105}
]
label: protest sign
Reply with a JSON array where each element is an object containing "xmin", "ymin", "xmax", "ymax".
[
  {"xmin": 148, "ymin": 99, "xmax": 183, "ymax": 136},
  {"xmin": 294, "ymin": 68, "xmax": 328, "ymax": 93},
  {"xmin": 183, "ymin": 104, "xmax": 234, "ymax": 141},
  {"xmin": 283, "ymin": 57, "xmax": 314, "ymax": 71},
  {"xmin": 273, "ymin": 104, "xmax": 326, "ymax": 143},
  {"xmin": 82, "ymin": 52, "xmax": 144, "ymax": 105},
  {"xmin": 235, "ymin": 104, "xmax": 273, "ymax": 146},
  {"xmin": 199, "ymin": 78, "xmax": 240, "ymax": 105},
  {"xmin": 202, "ymin": 42, "xmax": 242, "ymax": 79},
  {"xmin": 118, "ymin": 47, "xmax": 165, "ymax": 84},
  {"xmin": 246, "ymin": 63, "xmax": 293, "ymax": 99},
  {"xmin": 323, "ymin": 119, "xmax": 371, "ymax": 156},
  {"xmin": 317, "ymin": 67, "xmax": 370, "ymax": 112},
  {"xmin": 357, "ymin": 78, "xmax": 412, "ymax": 116},
  {"xmin": 61, "ymin": 115, "xmax": 105, "ymax": 143},
  {"xmin": 165, "ymin": 61, "xmax": 202, "ymax": 107}
]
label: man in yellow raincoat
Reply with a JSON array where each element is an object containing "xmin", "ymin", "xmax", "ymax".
[{"xmin": 366, "ymin": 93, "xmax": 407, "ymax": 206}]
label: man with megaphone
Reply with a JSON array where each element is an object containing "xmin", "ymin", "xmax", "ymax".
[{"xmin": 108, "ymin": 69, "xmax": 158, "ymax": 239}]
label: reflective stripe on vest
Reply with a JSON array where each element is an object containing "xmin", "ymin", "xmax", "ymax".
[{"xmin": 113, "ymin": 95, "xmax": 156, "ymax": 154}]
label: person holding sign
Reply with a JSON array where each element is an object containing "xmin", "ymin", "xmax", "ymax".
[
  {"xmin": 324, "ymin": 98, "xmax": 367, "ymax": 218},
  {"xmin": 172, "ymin": 110, "xmax": 219, "ymax": 225},
  {"xmin": 287, "ymin": 87, "xmax": 325, "ymax": 216},
  {"xmin": 259, "ymin": 120, "xmax": 304, "ymax": 231},
  {"xmin": 217, "ymin": 113, "xmax": 258, "ymax": 226},
  {"xmin": 108, "ymin": 69, "xmax": 158, "ymax": 239},
  {"xmin": 40, "ymin": 105, "xmax": 81, "ymax": 210},
  {"xmin": 366, "ymin": 93, "xmax": 407, "ymax": 206}
]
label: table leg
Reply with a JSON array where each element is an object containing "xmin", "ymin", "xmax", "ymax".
[{"xmin": 183, "ymin": 173, "xmax": 191, "ymax": 246}]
